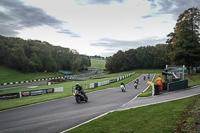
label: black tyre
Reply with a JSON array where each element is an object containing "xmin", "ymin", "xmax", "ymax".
[{"xmin": 76, "ymin": 96, "xmax": 81, "ymax": 103}]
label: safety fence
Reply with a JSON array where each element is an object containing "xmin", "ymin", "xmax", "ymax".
[
  {"xmin": 167, "ymin": 79, "xmax": 188, "ymax": 91},
  {"xmin": 0, "ymin": 87, "xmax": 63, "ymax": 100},
  {"xmin": 89, "ymin": 72, "xmax": 135, "ymax": 89}
]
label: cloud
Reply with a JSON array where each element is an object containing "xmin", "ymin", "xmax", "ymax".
[
  {"xmin": 142, "ymin": 15, "xmax": 154, "ymax": 18},
  {"xmin": 76, "ymin": 0, "xmax": 126, "ymax": 5},
  {"xmin": 135, "ymin": 26, "xmax": 143, "ymax": 29},
  {"xmin": 146, "ymin": 0, "xmax": 200, "ymax": 20},
  {"xmin": 57, "ymin": 29, "xmax": 81, "ymax": 37},
  {"xmin": 90, "ymin": 37, "xmax": 167, "ymax": 56},
  {"xmin": 0, "ymin": 0, "xmax": 64, "ymax": 37}
]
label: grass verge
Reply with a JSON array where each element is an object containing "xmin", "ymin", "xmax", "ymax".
[
  {"xmin": 174, "ymin": 95, "xmax": 200, "ymax": 133},
  {"xmin": 67, "ymin": 95, "xmax": 200, "ymax": 133}
]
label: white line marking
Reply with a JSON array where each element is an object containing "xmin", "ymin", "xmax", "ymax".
[{"xmin": 60, "ymin": 110, "xmax": 115, "ymax": 133}]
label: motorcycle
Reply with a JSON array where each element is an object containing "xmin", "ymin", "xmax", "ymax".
[
  {"xmin": 134, "ymin": 82, "xmax": 138, "ymax": 89},
  {"xmin": 73, "ymin": 90, "xmax": 88, "ymax": 103},
  {"xmin": 120, "ymin": 85, "xmax": 126, "ymax": 92}
]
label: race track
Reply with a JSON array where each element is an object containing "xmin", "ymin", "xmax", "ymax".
[{"xmin": 0, "ymin": 74, "xmax": 154, "ymax": 133}]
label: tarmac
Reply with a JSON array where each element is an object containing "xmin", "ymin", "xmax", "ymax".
[{"xmin": 117, "ymin": 85, "xmax": 200, "ymax": 111}]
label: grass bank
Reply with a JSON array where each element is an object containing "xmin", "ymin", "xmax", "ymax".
[
  {"xmin": 67, "ymin": 95, "xmax": 200, "ymax": 133},
  {"xmin": 0, "ymin": 65, "xmax": 64, "ymax": 83},
  {"xmin": 90, "ymin": 59, "xmax": 106, "ymax": 69}
]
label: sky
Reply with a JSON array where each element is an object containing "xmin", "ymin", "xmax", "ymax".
[{"xmin": 0, "ymin": 0, "xmax": 200, "ymax": 57}]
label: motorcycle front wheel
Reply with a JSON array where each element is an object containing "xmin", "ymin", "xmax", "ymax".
[
  {"xmin": 84, "ymin": 95, "xmax": 88, "ymax": 102},
  {"xmin": 75, "ymin": 96, "xmax": 81, "ymax": 103}
]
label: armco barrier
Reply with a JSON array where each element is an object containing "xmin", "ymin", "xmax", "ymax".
[{"xmin": 168, "ymin": 79, "xmax": 188, "ymax": 91}]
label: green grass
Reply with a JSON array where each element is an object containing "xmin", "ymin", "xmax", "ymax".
[
  {"xmin": 185, "ymin": 74, "xmax": 200, "ymax": 87},
  {"xmin": 90, "ymin": 59, "xmax": 106, "ymax": 69},
  {"xmin": 67, "ymin": 95, "xmax": 199, "ymax": 133},
  {"xmin": 0, "ymin": 71, "xmax": 138, "ymax": 110},
  {"xmin": 0, "ymin": 65, "xmax": 64, "ymax": 83}
]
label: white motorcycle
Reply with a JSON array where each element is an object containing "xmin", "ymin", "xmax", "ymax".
[{"xmin": 120, "ymin": 85, "xmax": 126, "ymax": 92}]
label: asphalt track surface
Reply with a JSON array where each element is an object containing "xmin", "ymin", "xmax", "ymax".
[{"xmin": 0, "ymin": 74, "xmax": 154, "ymax": 133}]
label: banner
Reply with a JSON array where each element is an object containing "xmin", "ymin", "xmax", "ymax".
[
  {"xmin": 101, "ymin": 81, "xmax": 109, "ymax": 86},
  {"xmin": 89, "ymin": 83, "xmax": 94, "ymax": 89},
  {"xmin": 109, "ymin": 79, "xmax": 117, "ymax": 83},
  {"xmin": 22, "ymin": 88, "xmax": 55, "ymax": 97},
  {"xmin": 0, "ymin": 93, "xmax": 20, "ymax": 100},
  {"xmin": 98, "ymin": 82, "xmax": 102, "ymax": 87},
  {"xmin": 54, "ymin": 87, "xmax": 63, "ymax": 92}
]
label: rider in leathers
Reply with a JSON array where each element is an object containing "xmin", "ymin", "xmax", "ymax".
[{"xmin": 75, "ymin": 83, "xmax": 85, "ymax": 96}]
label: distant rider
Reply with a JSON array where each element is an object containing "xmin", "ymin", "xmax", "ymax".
[
  {"xmin": 135, "ymin": 79, "xmax": 139, "ymax": 84},
  {"xmin": 134, "ymin": 79, "xmax": 139, "ymax": 89},
  {"xmin": 143, "ymin": 76, "xmax": 146, "ymax": 80},
  {"xmin": 120, "ymin": 82, "xmax": 125, "ymax": 87},
  {"xmin": 75, "ymin": 83, "xmax": 85, "ymax": 95}
]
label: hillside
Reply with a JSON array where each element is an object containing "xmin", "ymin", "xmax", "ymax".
[
  {"xmin": 0, "ymin": 65, "xmax": 63, "ymax": 83},
  {"xmin": 90, "ymin": 59, "xmax": 106, "ymax": 69}
]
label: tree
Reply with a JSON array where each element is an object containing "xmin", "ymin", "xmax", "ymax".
[
  {"xmin": 105, "ymin": 50, "xmax": 125, "ymax": 73},
  {"xmin": 166, "ymin": 7, "xmax": 200, "ymax": 74}
]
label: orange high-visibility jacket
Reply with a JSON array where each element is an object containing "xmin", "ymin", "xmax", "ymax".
[{"xmin": 154, "ymin": 77, "xmax": 162, "ymax": 85}]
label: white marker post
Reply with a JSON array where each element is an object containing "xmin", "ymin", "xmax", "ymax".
[{"xmin": 183, "ymin": 65, "xmax": 185, "ymax": 80}]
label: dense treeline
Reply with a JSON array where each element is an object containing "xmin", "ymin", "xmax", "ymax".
[
  {"xmin": 106, "ymin": 44, "xmax": 168, "ymax": 73},
  {"xmin": 106, "ymin": 7, "xmax": 200, "ymax": 73},
  {"xmin": 0, "ymin": 35, "xmax": 91, "ymax": 72}
]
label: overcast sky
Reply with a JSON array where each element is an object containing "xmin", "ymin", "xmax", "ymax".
[{"xmin": 0, "ymin": 0, "xmax": 200, "ymax": 57}]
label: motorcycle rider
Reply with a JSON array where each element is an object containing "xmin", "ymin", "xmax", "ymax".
[
  {"xmin": 120, "ymin": 82, "xmax": 125, "ymax": 87},
  {"xmin": 135, "ymin": 79, "xmax": 139, "ymax": 84},
  {"xmin": 134, "ymin": 79, "xmax": 139, "ymax": 88},
  {"xmin": 148, "ymin": 74, "xmax": 150, "ymax": 79},
  {"xmin": 143, "ymin": 75, "xmax": 146, "ymax": 80},
  {"xmin": 75, "ymin": 83, "xmax": 85, "ymax": 96}
]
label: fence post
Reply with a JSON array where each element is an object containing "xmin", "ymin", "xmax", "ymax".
[{"xmin": 152, "ymin": 85, "xmax": 154, "ymax": 96}]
